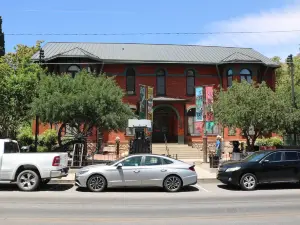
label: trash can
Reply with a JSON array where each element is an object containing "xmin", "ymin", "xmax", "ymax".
[{"xmin": 209, "ymin": 155, "xmax": 219, "ymax": 168}]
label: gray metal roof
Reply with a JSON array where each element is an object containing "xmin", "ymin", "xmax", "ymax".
[{"xmin": 32, "ymin": 42, "xmax": 279, "ymax": 67}]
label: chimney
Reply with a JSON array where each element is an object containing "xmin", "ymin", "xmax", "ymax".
[{"xmin": 0, "ymin": 16, "xmax": 5, "ymax": 56}]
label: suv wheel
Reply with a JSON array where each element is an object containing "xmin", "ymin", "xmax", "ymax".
[
  {"xmin": 240, "ymin": 173, "xmax": 257, "ymax": 191},
  {"xmin": 17, "ymin": 170, "xmax": 40, "ymax": 192}
]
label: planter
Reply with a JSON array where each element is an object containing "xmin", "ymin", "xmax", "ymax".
[{"xmin": 259, "ymin": 146, "xmax": 267, "ymax": 150}]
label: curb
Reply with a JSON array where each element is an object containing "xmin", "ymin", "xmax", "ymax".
[{"xmin": 49, "ymin": 178, "xmax": 218, "ymax": 185}]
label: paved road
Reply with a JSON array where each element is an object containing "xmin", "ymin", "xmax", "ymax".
[{"xmin": 1, "ymin": 182, "xmax": 300, "ymax": 225}]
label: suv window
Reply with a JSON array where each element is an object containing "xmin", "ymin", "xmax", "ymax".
[
  {"xmin": 144, "ymin": 156, "xmax": 162, "ymax": 166},
  {"xmin": 264, "ymin": 152, "xmax": 282, "ymax": 162},
  {"xmin": 4, "ymin": 142, "xmax": 19, "ymax": 154},
  {"xmin": 162, "ymin": 158, "xmax": 173, "ymax": 165},
  {"xmin": 284, "ymin": 152, "xmax": 299, "ymax": 161},
  {"xmin": 121, "ymin": 156, "xmax": 142, "ymax": 167}
]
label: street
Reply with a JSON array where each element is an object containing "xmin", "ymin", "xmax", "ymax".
[{"xmin": 0, "ymin": 182, "xmax": 300, "ymax": 225}]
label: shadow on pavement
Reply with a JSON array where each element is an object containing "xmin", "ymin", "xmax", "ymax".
[
  {"xmin": 218, "ymin": 183, "xmax": 300, "ymax": 191},
  {"xmin": 0, "ymin": 184, "xmax": 74, "ymax": 192},
  {"xmin": 76, "ymin": 185, "xmax": 199, "ymax": 193}
]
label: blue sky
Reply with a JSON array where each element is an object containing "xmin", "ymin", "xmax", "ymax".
[{"xmin": 1, "ymin": 0, "xmax": 300, "ymax": 59}]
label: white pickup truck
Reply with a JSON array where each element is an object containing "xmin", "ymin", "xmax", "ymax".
[{"xmin": 0, "ymin": 139, "xmax": 69, "ymax": 191}]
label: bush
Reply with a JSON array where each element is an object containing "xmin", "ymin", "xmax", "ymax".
[
  {"xmin": 255, "ymin": 137, "xmax": 283, "ymax": 147},
  {"xmin": 255, "ymin": 138, "xmax": 267, "ymax": 147},
  {"xmin": 269, "ymin": 137, "xmax": 283, "ymax": 147},
  {"xmin": 16, "ymin": 125, "xmax": 34, "ymax": 147},
  {"xmin": 37, "ymin": 145, "xmax": 48, "ymax": 152},
  {"xmin": 39, "ymin": 129, "xmax": 58, "ymax": 151}
]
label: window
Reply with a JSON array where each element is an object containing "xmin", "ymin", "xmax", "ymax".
[
  {"xmin": 156, "ymin": 69, "xmax": 166, "ymax": 96},
  {"xmin": 186, "ymin": 69, "xmax": 195, "ymax": 95},
  {"xmin": 144, "ymin": 156, "xmax": 162, "ymax": 166},
  {"xmin": 121, "ymin": 156, "xmax": 142, "ymax": 167},
  {"xmin": 187, "ymin": 108, "xmax": 200, "ymax": 135},
  {"xmin": 67, "ymin": 65, "xmax": 80, "ymax": 78},
  {"xmin": 126, "ymin": 68, "xmax": 135, "ymax": 94},
  {"xmin": 240, "ymin": 69, "xmax": 252, "ymax": 83},
  {"xmin": 227, "ymin": 69, "xmax": 233, "ymax": 87},
  {"xmin": 125, "ymin": 127, "xmax": 135, "ymax": 136},
  {"xmin": 284, "ymin": 152, "xmax": 299, "ymax": 161},
  {"xmin": 4, "ymin": 142, "xmax": 19, "ymax": 154},
  {"xmin": 162, "ymin": 158, "xmax": 173, "ymax": 165},
  {"xmin": 265, "ymin": 152, "xmax": 282, "ymax": 162}
]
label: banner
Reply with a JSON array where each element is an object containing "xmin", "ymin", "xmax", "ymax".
[
  {"xmin": 147, "ymin": 86, "xmax": 154, "ymax": 132},
  {"xmin": 205, "ymin": 86, "xmax": 214, "ymax": 121},
  {"xmin": 206, "ymin": 121, "xmax": 215, "ymax": 134},
  {"xmin": 195, "ymin": 121, "xmax": 203, "ymax": 135},
  {"xmin": 139, "ymin": 85, "xmax": 147, "ymax": 119},
  {"xmin": 195, "ymin": 87, "xmax": 203, "ymax": 121}
]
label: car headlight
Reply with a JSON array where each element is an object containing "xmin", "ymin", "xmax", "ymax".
[
  {"xmin": 225, "ymin": 167, "xmax": 241, "ymax": 172},
  {"xmin": 77, "ymin": 170, "xmax": 89, "ymax": 175}
]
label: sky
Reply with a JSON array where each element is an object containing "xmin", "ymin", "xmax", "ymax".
[{"xmin": 1, "ymin": 0, "xmax": 300, "ymax": 60}]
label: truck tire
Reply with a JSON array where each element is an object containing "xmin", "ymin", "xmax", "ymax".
[{"xmin": 16, "ymin": 170, "xmax": 40, "ymax": 192}]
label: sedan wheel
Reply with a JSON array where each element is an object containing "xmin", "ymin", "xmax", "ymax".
[
  {"xmin": 164, "ymin": 175, "xmax": 182, "ymax": 192},
  {"xmin": 87, "ymin": 175, "xmax": 106, "ymax": 192},
  {"xmin": 240, "ymin": 173, "xmax": 257, "ymax": 191},
  {"xmin": 17, "ymin": 170, "xmax": 40, "ymax": 192}
]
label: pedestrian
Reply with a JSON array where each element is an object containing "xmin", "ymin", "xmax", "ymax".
[{"xmin": 216, "ymin": 135, "xmax": 222, "ymax": 160}]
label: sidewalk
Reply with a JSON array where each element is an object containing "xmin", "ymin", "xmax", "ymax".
[{"xmin": 50, "ymin": 164, "xmax": 217, "ymax": 184}]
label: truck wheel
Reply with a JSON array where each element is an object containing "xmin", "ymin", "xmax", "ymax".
[
  {"xmin": 17, "ymin": 170, "xmax": 40, "ymax": 192},
  {"xmin": 41, "ymin": 179, "xmax": 51, "ymax": 185}
]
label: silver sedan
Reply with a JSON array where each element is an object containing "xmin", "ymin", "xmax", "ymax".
[{"xmin": 75, "ymin": 154, "xmax": 197, "ymax": 192}]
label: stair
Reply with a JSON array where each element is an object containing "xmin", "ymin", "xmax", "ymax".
[{"xmin": 152, "ymin": 144, "xmax": 203, "ymax": 161}]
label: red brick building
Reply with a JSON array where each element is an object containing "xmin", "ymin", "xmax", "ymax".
[{"xmin": 31, "ymin": 42, "xmax": 279, "ymax": 145}]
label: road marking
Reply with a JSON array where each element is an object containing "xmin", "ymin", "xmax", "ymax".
[{"xmin": 195, "ymin": 184, "xmax": 210, "ymax": 192}]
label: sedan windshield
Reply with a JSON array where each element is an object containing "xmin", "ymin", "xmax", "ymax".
[{"xmin": 242, "ymin": 151, "xmax": 270, "ymax": 162}]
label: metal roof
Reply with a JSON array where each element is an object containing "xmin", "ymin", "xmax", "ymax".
[{"xmin": 32, "ymin": 42, "xmax": 279, "ymax": 67}]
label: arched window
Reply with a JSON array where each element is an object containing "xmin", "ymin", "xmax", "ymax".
[
  {"xmin": 227, "ymin": 69, "xmax": 233, "ymax": 87},
  {"xmin": 156, "ymin": 69, "xmax": 166, "ymax": 96},
  {"xmin": 186, "ymin": 69, "xmax": 195, "ymax": 95},
  {"xmin": 67, "ymin": 65, "xmax": 80, "ymax": 78},
  {"xmin": 240, "ymin": 69, "xmax": 252, "ymax": 83},
  {"xmin": 126, "ymin": 68, "xmax": 136, "ymax": 94}
]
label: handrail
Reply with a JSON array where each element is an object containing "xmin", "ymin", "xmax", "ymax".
[{"xmin": 164, "ymin": 134, "xmax": 170, "ymax": 156}]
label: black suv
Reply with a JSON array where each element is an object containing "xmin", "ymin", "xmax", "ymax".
[{"xmin": 217, "ymin": 150, "xmax": 300, "ymax": 190}]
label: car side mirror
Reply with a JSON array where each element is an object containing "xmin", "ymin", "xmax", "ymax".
[{"xmin": 116, "ymin": 163, "xmax": 123, "ymax": 168}]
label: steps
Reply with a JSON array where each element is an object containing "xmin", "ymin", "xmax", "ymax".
[{"xmin": 152, "ymin": 144, "xmax": 203, "ymax": 161}]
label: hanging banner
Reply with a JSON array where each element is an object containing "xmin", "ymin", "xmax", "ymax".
[
  {"xmin": 205, "ymin": 86, "xmax": 214, "ymax": 121},
  {"xmin": 147, "ymin": 86, "xmax": 154, "ymax": 133},
  {"xmin": 195, "ymin": 87, "xmax": 203, "ymax": 121},
  {"xmin": 139, "ymin": 85, "xmax": 147, "ymax": 119},
  {"xmin": 195, "ymin": 121, "xmax": 204, "ymax": 135},
  {"xmin": 206, "ymin": 121, "xmax": 215, "ymax": 134}
]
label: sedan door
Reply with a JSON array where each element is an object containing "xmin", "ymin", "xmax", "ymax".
[
  {"xmin": 140, "ymin": 156, "xmax": 168, "ymax": 187},
  {"xmin": 118, "ymin": 156, "xmax": 143, "ymax": 187}
]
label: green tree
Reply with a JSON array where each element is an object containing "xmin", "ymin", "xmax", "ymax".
[
  {"xmin": 31, "ymin": 70, "xmax": 135, "ymax": 140},
  {"xmin": 0, "ymin": 41, "xmax": 44, "ymax": 138},
  {"xmin": 213, "ymin": 81, "xmax": 283, "ymax": 150}
]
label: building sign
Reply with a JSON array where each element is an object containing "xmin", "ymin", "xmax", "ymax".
[
  {"xmin": 147, "ymin": 86, "xmax": 154, "ymax": 132},
  {"xmin": 139, "ymin": 85, "xmax": 147, "ymax": 119},
  {"xmin": 205, "ymin": 86, "xmax": 214, "ymax": 121},
  {"xmin": 195, "ymin": 87, "xmax": 203, "ymax": 121}
]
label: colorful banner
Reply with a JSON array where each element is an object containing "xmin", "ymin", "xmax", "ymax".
[
  {"xmin": 206, "ymin": 121, "xmax": 215, "ymax": 134},
  {"xmin": 139, "ymin": 85, "xmax": 147, "ymax": 119},
  {"xmin": 205, "ymin": 86, "xmax": 214, "ymax": 121},
  {"xmin": 195, "ymin": 87, "xmax": 204, "ymax": 121},
  {"xmin": 195, "ymin": 121, "xmax": 204, "ymax": 135},
  {"xmin": 147, "ymin": 86, "xmax": 154, "ymax": 132}
]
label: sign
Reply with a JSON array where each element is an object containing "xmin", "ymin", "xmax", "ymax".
[
  {"xmin": 205, "ymin": 86, "xmax": 214, "ymax": 121},
  {"xmin": 195, "ymin": 87, "xmax": 203, "ymax": 121},
  {"xmin": 147, "ymin": 86, "xmax": 154, "ymax": 132},
  {"xmin": 139, "ymin": 85, "xmax": 147, "ymax": 119}
]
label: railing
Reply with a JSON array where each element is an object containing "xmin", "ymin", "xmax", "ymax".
[{"xmin": 164, "ymin": 134, "xmax": 170, "ymax": 156}]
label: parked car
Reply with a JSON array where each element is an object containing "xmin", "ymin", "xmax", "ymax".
[
  {"xmin": 0, "ymin": 139, "xmax": 69, "ymax": 191},
  {"xmin": 75, "ymin": 154, "xmax": 197, "ymax": 192},
  {"xmin": 217, "ymin": 149, "xmax": 300, "ymax": 190}
]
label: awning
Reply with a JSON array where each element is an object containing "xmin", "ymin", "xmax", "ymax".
[{"xmin": 153, "ymin": 97, "xmax": 191, "ymax": 102}]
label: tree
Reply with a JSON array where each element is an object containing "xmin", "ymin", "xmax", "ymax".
[
  {"xmin": 0, "ymin": 41, "xmax": 44, "ymax": 138},
  {"xmin": 213, "ymin": 81, "xmax": 283, "ymax": 150},
  {"xmin": 30, "ymin": 70, "xmax": 135, "ymax": 142}
]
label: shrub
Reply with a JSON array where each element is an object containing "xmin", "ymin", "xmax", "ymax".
[
  {"xmin": 255, "ymin": 138, "xmax": 267, "ymax": 147},
  {"xmin": 37, "ymin": 145, "xmax": 48, "ymax": 152},
  {"xmin": 39, "ymin": 129, "xmax": 58, "ymax": 151},
  {"xmin": 16, "ymin": 125, "xmax": 34, "ymax": 147},
  {"xmin": 269, "ymin": 137, "xmax": 283, "ymax": 147}
]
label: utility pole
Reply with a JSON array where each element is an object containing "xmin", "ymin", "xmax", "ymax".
[
  {"xmin": 202, "ymin": 86, "xmax": 208, "ymax": 163},
  {"xmin": 0, "ymin": 16, "xmax": 5, "ymax": 56},
  {"xmin": 287, "ymin": 54, "xmax": 297, "ymax": 146},
  {"xmin": 34, "ymin": 47, "xmax": 44, "ymax": 151}
]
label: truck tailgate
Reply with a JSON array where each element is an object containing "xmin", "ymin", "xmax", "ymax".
[{"xmin": 58, "ymin": 153, "xmax": 68, "ymax": 167}]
